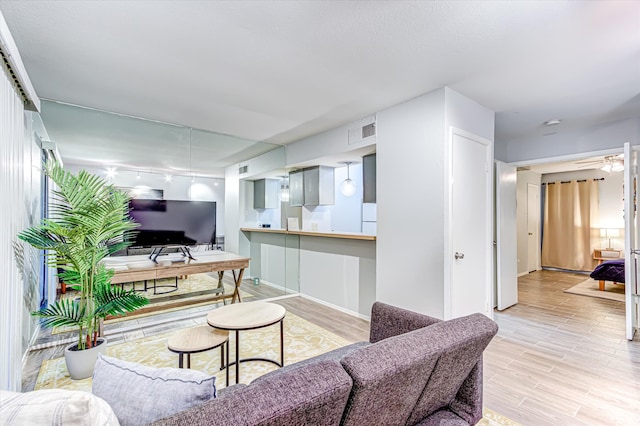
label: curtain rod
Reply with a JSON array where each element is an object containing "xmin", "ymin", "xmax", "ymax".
[{"xmin": 542, "ymin": 178, "xmax": 604, "ymax": 185}]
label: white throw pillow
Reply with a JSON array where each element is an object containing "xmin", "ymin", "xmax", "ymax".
[
  {"xmin": 92, "ymin": 354, "xmax": 216, "ymax": 425},
  {"xmin": 0, "ymin": 388, "xmax": 119, "ymax": 425}
]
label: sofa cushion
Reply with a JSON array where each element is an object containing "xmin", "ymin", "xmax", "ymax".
[
  {"xmin": 339, "ymin": 327, "xmax": 441, "ymax": 426},
  {"xmin": 92, "ymin": 354, "xmax": 216, "ymax": 426},
  {"xmin": 369, "ymin": 301, "xmax": 442, "ymax": 343},
  {"xmin": 151, "ymin": 359, "xmax": 353, "ymax": 426},
  {"xmin": 253, "ymin": 341, "xmax": 370, "ymax": 383},
  {"xmin": 0, "ymin": 389, "xmax": 119, "ymax": 425},
  {"xmin": 406, "ymin": 313, "xmax": 498, "ymax": 425}
]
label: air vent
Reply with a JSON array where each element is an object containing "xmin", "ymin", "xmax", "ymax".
[
  {"xmin": 348, "ymin": 115, "xmax": 376, "ymax": 145},
  {"xmin": 239, "ymin": 165, "xmax": 248, "ymax": 174},
  {"xmin": 362, "ymin": 123, "xmax": 376, "ymax": 139}
]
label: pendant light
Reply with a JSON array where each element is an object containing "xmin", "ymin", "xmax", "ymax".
[
  {"xmin": 341, "ymin": 162, "xmax": 357, "ymax": 197},
  {"xmin": 278, "ymin": 175, "xmax": 290, "ymax": 202}
]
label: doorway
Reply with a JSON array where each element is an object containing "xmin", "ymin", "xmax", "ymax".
[
  {"xmin": 526, "ymin": 184, "xmax": 540, "ymax": 273},
  {"xmin": 447, "ymin": 128, "xmax": 492, "ymax": 319}
]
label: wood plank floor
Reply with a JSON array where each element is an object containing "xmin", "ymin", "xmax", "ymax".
[
  {"xmin": 21, "ymin": 270, "xmax": 640, "ymax": 425},
  {"xmin": 485, "ymin": 270, "xmax": 640, "ymax": 426}
]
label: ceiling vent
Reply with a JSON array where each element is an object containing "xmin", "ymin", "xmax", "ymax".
[
  {"xmin": 362, "ymin": 122, "xmax": 376, "ymax": 139},
  {"xmin": 348, "ymin": 115, "xmax": 376, "ymax": 145}
]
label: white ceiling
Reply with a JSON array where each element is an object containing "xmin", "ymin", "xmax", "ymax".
[{"xmin": 0, "ymin": 1, "xmax": 639, "ymax": 175}]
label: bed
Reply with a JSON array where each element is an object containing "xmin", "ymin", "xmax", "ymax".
[{"xmin": 590, "ymin": 258, "xmax": 625, "ymax": 291}]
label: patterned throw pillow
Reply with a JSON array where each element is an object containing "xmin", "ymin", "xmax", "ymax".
[{"xmin": 92, "ymin": 354, "xmax": 216, "ymax": 425}]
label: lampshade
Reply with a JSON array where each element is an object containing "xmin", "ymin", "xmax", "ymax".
[{"xmin": 341, "ymin": 162, "xmax": 357, "ymax": 197}]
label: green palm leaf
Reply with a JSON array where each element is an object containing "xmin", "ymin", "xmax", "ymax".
[
  {"xmin": 18, "ymin": 160, "xmax": 147, "ymax": 349},
  {"xmin": 32, "ymin": 298, "xmax": 86, "ymax": 329}
]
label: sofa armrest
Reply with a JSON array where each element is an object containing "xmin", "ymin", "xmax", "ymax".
[
  {"xmin": 369, "ymin": 302, "xmax": 442, "ymax": 343},
  {"xmin": 447, "ymin": 360, "xmax": 483, "ymax": 424}
]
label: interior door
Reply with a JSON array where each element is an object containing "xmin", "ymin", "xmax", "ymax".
[
  {"xmin": 496, "ymin": 161, "xmax": 518, "ymax": 310},
  {"xmin": 624, "ymin": 142, "xmax": 639, "ymax": 340},
  {"xmin": 527, "ymin": 184, "xmax": 540, "ymax": 272},
  {"xmin": 449, "ymin": 128, "xmax": 492, "ymax": 319}
]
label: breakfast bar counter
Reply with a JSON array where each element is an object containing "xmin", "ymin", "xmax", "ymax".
[{"xmin": 241, "ymin": 227, "xmax": 376, "ymax": 241}]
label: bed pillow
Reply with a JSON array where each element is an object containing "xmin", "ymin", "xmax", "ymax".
[
  {"xmin": 0, "ymin": 389, "xmax": 119, "ymax": 425},
  {"xmin": 92, "ymin": 354, "xmax": 216, "ymax": 425}
]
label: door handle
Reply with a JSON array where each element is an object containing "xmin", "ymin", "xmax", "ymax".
[
  {"xmin": 454, "ymin": 252, "xmax": 465, "ymax": 260},
  {"xmin": 528, "ymin": 232, "xmax": 533, "ymax": 236}
]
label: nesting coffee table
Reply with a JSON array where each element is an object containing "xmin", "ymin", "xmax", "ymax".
[{"xmin": 207, "ymin": 302, "xmax": 286, "ymax": 384}]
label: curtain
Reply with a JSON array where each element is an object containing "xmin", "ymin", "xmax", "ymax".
[{"xmin": 541, "ymin": 180, "xmax": 599, "ymax": 272}]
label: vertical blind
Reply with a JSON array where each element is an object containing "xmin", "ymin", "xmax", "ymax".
[{"xmin": 0, "ymin": 58, "xmax": 26, "ymax": 391}]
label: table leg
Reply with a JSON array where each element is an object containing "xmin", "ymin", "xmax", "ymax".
[
  {"xmin": 235, "ymin": 330, "xmax": 240, "ymax": 384},
  {"xmin": 225, "ymin": 340, "xmax": 229, "ymax": 387},
  {"xmin": 280, "ymin": 319, "xmax": 284, "ymax": 367},
  {"xmin": 187, "ymin": 353, "xmax": 191, "ymax": 369},
  {"xmin": 178, "ymin": 353, "xmax": 184, "ymax": 368},
  {"xmin": 232, "ymin": 268, "xmax": 245, "ymax": 304}
]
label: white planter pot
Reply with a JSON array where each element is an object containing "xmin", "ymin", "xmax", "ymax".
[{"xmin": 64, "ymin": 337, "xmax": 108, "ymax": 380}]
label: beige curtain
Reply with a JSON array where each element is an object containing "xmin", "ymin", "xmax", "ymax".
[{"xmin": 541, "ymin": 180, "xmax": 599, "ymax": 271}]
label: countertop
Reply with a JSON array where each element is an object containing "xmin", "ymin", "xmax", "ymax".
[{"xmin": 241, "ymin": 227, "xmax": 376, "ymax": 241}]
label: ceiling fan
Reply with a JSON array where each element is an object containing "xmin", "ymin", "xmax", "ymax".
[{"xmin": 576, "ymin": 154, "xmax": 624, "ymax": 172}]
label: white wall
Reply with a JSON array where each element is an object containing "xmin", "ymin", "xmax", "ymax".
[
  {"xmin": 516, "ymin": 170, "xmax": 542, "ymax": 276},
  {"xmin": 496, "ymin": 118, "xmax": 640, "ymax": 163},
  {"xmin": 376, "ymin": 88, "xmax": 447, "ymax": 317},
  {"xmin": 376, "ymin": 87, "xmax": 494, "ymax": 318}
]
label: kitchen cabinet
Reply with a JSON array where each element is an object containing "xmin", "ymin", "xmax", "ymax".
[
  {"xmin": 288, "ymin": 166, "xmax": 335, "ymax": 206},
  {"xmin": 363, "ymin": 153, "xmax": 376, "ymax": 203},
  {"xmin": 253, "ymin": 178, "xmax": 279, "ymax": 209},
  {"xmin": 303, "ymin": 166, "xmax": 335, "ymax": 206},
  {"xmin": 289, "ymin": 170, "xmax": 304, "ymax": 206}
]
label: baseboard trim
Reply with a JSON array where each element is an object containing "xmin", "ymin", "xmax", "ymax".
[{"xmin": 299, "ymin": 294, "xmax": 371, "ymax": 321}]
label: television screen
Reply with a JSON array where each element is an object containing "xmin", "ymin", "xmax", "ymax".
[{"xmin": 128, "ymin": 199, "xmax": 216, "ymax": 247}]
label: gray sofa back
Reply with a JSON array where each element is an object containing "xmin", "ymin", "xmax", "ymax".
[
  {"xmin": 340, "ymin": 311, "xmax": 497, "ymax": 426},
  {"xmin": 407, "ymin": 313, "xmax": 498, "ymax": 424},
  {"xmin": 153, "ymin": 359, "xmax": 352, "ymax": 426}
]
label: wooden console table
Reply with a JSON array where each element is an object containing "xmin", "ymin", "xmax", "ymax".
[{"xmin": 103, "ymin": 251, "xmax": 250, "ymax": 303}]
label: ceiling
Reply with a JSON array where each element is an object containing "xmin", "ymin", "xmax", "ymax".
[{"xmin": 0, "ymin": 1, "xmax": 639, "ymax": 175}]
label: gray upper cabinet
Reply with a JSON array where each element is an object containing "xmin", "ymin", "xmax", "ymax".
[
  {"xmin": 253, "ymin": 179, "xmax": 279, "ymax": 209},
  {"xmin": 363, "ymin": 153, "xmax": 376, "ymax": 203},
  {"xmin": 288, "ymin": 166, "xmax": 335, "ymax": 206},
  {"xmin": 288, "ymin": 170, "xmax": 304, "ymax": 207},
  {"xmin": 303, "ymin": 166, "xmax": 335, "ymax": 206}
]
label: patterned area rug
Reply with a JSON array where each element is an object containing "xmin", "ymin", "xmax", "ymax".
[
  {"xmin": 36, "ymin": 310, "xmax": 518, "ymax": 425},
  {"xmin": 53, "ymin": 274, "xmax": 253, "ymax": 333},
  {"xmin": 564, "ymin": 278, "xmax": 625, "ymax": 302}
]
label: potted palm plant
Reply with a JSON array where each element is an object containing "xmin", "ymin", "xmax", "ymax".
[{"xmin": 18, "ymin": 161, "xmax": 149, "ymax": 379}]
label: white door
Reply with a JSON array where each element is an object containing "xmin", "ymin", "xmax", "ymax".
[
  {"xmin": 527, "ymin": 184, "xmax": 540, "ymax": 272},
  {"xmin": 447, "ymin": 128, "xmax": 492, "ymax": 319},
  {"xmin": 496, "ymin": 161, "xmax": 518, "ymax": 310},
  {"xmin": 624, "ymin": 142, "xmax": 639, "ymax": 340}
]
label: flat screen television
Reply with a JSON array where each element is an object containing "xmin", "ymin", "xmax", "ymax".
[{"xmin": 128, "ymin": 199, "xmax": 216, "ymax": 248}]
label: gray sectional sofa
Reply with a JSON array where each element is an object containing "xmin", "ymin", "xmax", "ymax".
[{"xmin": 153, "ymin": 302, "xmax": 498, "ymax": 426}]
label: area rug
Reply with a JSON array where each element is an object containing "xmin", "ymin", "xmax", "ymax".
[
  {"xmin": 35, "ymin": 311, "xmax": 518, "ymax": 425},
  {"xmin": 53, "ymin": 274, "xmax": 254, "ymax": 333},
  {"xmin": 564, "ymin": 278, "xmax": 625, "ymax": 302}
]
